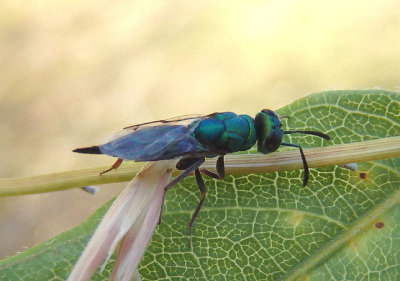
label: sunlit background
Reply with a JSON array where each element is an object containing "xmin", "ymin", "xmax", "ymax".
[{"xmin": 0, "ymin": 0, "xmax": 399, "ymax": 259}]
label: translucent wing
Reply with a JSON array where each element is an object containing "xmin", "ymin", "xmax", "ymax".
[
  {"xmin": 100, "ymin": 114, "xmax": 209, "ymax": 144},
  {"xmin": 98, "ymin": 117, "xmax": 212, "ymax": 161},
  {"xmin": 123, "ymin": 114, "xmax": 209, "ymax": 131}
]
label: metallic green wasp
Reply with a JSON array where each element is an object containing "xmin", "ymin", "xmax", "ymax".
[{"xmin": 74, "ymin": 110, "xmax": 330, "ymax": 234}]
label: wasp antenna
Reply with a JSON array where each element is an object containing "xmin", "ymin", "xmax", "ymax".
[
  {"xmin": 284, "ymin": 130, "xmax": 330, "ymax": 140},
  {"xmin": 281, "ymin": 142, "xmax": 309, "ymax": 187}
]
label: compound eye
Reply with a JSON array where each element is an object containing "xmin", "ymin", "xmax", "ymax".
[{"xmin": 255, "ymin": 110, "xmax": 284, "ymax": 154}]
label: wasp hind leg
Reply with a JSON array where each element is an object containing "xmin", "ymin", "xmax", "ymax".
[
  {"xmin": 159, "ymin": 156, "xmax": 225, "ymax": 249},
  {"xmin": 200, "ymin": 155, "xmax": 225, "ymax": 179},
  {"xmin": 187, "ymin": 168, "xmax": 207, "ymax": 249},
  {"xmin": 189, "ymin": 155, "xmax": 225, "ymax": 249},
  {"xmin": 157, "ymin": 157, "xmax": 205, "ymax": 225},
  {"xmin": 100, "ymin": 158, "xmax": 123, "ymax": 175},
  {"xmin": 164, "ymin": 156, "xmax": 212, "ymax": 249}
]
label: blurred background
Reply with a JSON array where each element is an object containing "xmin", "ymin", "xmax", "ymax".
[{"xmin": 0, "ymin": 0, "xmax": 399, "ymax": 259}]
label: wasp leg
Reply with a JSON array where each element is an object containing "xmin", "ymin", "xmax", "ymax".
[
  {"xmin": 100, "ymin": 158, "xmax": 123, "ymax": 175},
  {"xmin": 188, "ymin": 168, "xmax": 206, "ymax": 249},
  {"xmin": 158, "ymin": 157, "xmax": 205, "ymax": 224},
  {"xmin": 200, "ymin": 155, "xmax": 225, "ymax": 179},
  {"xmin": 281, "ymin": 143, "xmax": 309, "ymax": 187}
]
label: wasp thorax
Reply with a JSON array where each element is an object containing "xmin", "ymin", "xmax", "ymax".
[{"xmin": 255, "ymin": 109, "xmax": 284, "ymax": 154}]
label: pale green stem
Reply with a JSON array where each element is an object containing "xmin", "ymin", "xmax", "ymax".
[{"xmin": 0, "ymin": 137, "xmax": 399, "ymax": 197}]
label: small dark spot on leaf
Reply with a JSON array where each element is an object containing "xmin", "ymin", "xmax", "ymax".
[
  {"xmin": 359, "ymin": 172, "xmax": 367, "ymax": 179},
  {"xmin": 375, "ymin": 222, "xmax": 384, "ymax": 229}
]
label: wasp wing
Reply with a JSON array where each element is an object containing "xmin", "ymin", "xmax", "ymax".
[
  {"xmin": 96, "ymin": 118, "xmax": 211, "ymax": 161},
  {"xmin": 98, "ymin": 114, "xmax": 208, "ymax": 144},
  {"xmin": 122, "ymin": 114, "xmax": 209, "ymax": 131}
]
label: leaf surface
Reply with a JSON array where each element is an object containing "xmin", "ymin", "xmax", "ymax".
[{"xmin": 1, "ymin": 90, "xmax": 399, "ymax": 281}]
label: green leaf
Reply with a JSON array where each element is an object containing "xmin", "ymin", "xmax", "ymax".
[{"xmin": 1, "ymin": 89, "xmax": 399, "ymax": 280}]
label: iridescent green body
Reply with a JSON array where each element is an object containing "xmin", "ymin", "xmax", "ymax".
[
  {"xmin": 194, "ymin": 112, "xmax": 257, "ymax": 154},
  {"xmin": 192, "ymin": 110, "xmax": 285, "ymax": 157}
]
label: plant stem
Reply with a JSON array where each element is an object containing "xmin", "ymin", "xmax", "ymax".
[{"xmin": 1, "ymin": 137, "xmax": 399, "ymax": 197}]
